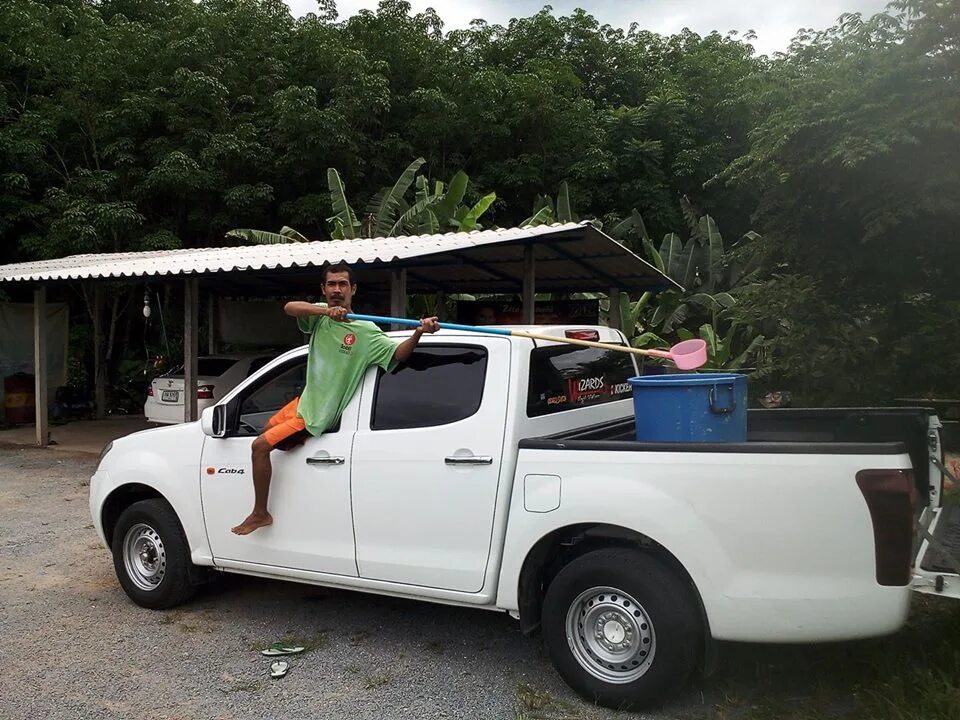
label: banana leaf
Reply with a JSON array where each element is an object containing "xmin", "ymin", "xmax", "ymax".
[
  {"xmin": 642, "ymin": 237, "xmax": 664, "ymax": 273},
  {"xmin": 680, "ymin": 195, "xmax": 700, "ymax": 236},
  {"xmin": 658, "ymin": 233, "xmax": 682, "ymax": 277},
  {"xmin": 434, "ymin": 170, "xmax": 468, "ymax": 224},
  {"xmin": 698, "ymin": 214, "xmax": 724, "ymax": 290},
  {"xmin": 521, "ymin": 206, "xmax": 553, "ymax": 227},
  {"xmin": 557, "ymin": 181, "xmax": 573, "ymax": 223},
  {"xmin": 225, "ymin": 228, "xmax": 303, "ymax": 244},
  {"xmin": 370, "ymin": 158, "xmax": 425, "ymax": 236},
  {"xmin": 327, "ymin": 168, "xmax": 359, "ymax": 240},
  {"xmin": 389, "ymin": 194, "xmax": 437, "ymax": 236},
  {"xmin": 459, "ymin": 192, "xmax": 496, "ymax": 231}
]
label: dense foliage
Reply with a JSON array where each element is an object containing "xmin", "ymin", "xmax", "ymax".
[{"xmin": 0, "ymin": 0, "xmax": 956, "ymax": 405}]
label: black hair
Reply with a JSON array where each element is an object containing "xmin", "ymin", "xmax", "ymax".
[{"xmin": 322, "ymin": 262, "xmax": 356, "ymax": 285}]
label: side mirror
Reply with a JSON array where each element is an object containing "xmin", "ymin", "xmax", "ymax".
[{"xmin": 201, "ymin": 406, "xmax": 226, "ymax": 437}]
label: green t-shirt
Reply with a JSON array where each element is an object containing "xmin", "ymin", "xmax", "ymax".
[{"xmin": 296, "ymin": 304, "xmax": 398, "ymax": 435}]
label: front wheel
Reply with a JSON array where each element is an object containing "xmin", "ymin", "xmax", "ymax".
[
  {"xmin": 541, "ymin": 548, "xmax": 700, "ymax": 710},
  {"xmin": 111, "ymin": 499, "xmax": 197, "ymax": 609}
]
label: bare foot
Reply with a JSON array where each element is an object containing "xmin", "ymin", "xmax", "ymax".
[{"xmin": 231, "ymin": 511, "xmax": 273, "ymax": 535}]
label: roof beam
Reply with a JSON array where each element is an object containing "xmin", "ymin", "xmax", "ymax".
[
  {"xmin": 544, "ymin": 241, "xmax": 631, "ymax": 290},
  {"xmin": 449, "ymin": 251, "xmax": 521, "ymax": 285}
]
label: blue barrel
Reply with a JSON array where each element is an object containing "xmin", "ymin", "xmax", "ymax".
[{"xmin": 627, "ymin": 373, "xmax": 747, "ymax": 443}]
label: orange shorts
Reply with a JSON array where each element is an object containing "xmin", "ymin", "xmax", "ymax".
[{"xmin": 263, "ymin": 397, "xmax": 309, "ymax": 450}]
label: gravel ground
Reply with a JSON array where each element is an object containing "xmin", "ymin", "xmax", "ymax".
[{"xmin": 0, "ymin": 445, "xmax": 720, "ymax": 720}]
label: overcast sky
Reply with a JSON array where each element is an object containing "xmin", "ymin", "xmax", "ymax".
[{"xmin": 285, "ymin": 0, "xmax": 892, "ymax": 55}]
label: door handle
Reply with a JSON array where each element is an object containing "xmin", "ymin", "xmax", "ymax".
[
  {"xmin": 306, "ymin": 456, "xmax": 345, "ymax": 465},
  {"xmin": 445, "ymin": 456, "xmax": 493, "ymax": 465}
]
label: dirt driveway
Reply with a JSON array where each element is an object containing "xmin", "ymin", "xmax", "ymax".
[{"xmin": 0, "ymin": 445, "xmax": 955, "ymax": 720}]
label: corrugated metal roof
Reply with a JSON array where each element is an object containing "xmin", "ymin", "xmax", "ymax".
[{"xmin": 0, "ymin": 222, "xmax": 681, "ymax": 292}]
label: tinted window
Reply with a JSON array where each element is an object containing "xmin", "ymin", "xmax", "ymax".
[
  {"xmin": 372, "ymin": 346, "xmax": 487, "ymax": 430},
  {"xmin": 527, "ymin": 345, "xmax": 635, "ymax": 417},
  {"xmin": 246, "ymin": 356, "xmax": 275, "ymax": 377},
  {"xmin": 237, "ymin": 360, "xmax": 306, "ymax": 434},
  {"xmin": 198, "ymin": 358, "xmax": 238, "ymax": 376}
]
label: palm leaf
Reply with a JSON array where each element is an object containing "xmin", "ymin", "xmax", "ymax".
[
  {"xmin": 459, "ymin": 192, "xmax": 496, "ymax": 231},
  {"xmin": 326, "ymin": 168, "xmax": 358, "ymax": 240}
]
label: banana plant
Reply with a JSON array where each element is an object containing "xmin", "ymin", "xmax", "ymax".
[
  {"xmin": 225, "ymin": 225, "xmax": 309, "ymax": 244},
  {"xmin": 520, "ymin": 181, "xmax": 577, "ymax": 226}
]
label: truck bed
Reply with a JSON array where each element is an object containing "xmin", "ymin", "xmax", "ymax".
[{"xmin": 520, "ymin": 407, "xmax": 937, "ymax": 503}]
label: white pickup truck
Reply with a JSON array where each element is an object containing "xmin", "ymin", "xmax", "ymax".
[{"xmin": 89, "ymin": 325, "xmax": 955, "ymax": 709}]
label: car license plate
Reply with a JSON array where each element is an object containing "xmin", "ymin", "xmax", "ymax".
[{"xmin": 161, "ymin": 390, "xmax": 180, "ymax": 403}]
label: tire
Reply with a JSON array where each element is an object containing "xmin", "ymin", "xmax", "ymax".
[
  {"xmin": 111, "ymin": 499, "xmax": 197, "ymax": 610},
  {"xmin": 541, "ymin": 548, "xmax": 700, "ymax": 710}
]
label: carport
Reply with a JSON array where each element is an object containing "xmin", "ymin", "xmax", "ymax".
[{"xmin": 0, "ymin": 221, "xmax": 678, "ymax": 446}]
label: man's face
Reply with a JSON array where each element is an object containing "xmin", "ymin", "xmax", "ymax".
[{"xmin": 322, "ymin": 271, "xmax": 355, "ymax": 307}]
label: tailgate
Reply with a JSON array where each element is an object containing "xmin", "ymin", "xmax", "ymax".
[{"xmin": 914, "ymin": 451, "xmax": 960, "ymax": 600}]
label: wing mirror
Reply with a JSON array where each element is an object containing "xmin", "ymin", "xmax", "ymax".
[{"xmin": 201, "ymin": 405, "xmax": 227, "ymax": 438}]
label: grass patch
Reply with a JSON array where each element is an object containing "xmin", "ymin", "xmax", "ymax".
[
  {"xmin": 514, "ymin": 683, "xmax": 584, "ymax": 720},
  {"xmin": 707, "ymin": 595, "xmax": 960, "ymax": 720}
]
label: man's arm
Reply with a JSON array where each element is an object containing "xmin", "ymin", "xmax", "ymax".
[
  {"xmin": 393, "ymin": 317, "xmax": 440, "ymax": 363},
  {"xmin": 284, "ymin": 301, "xmax": 348, "ymax": 320}
]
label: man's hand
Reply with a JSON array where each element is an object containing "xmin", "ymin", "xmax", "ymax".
[
  {"xmin": 326, "ymin": 306, "xmax": 350, "ymax": 322},
  {"xmin": 418, "ymin": 316, "xmax": 440, "ymax": 334}
]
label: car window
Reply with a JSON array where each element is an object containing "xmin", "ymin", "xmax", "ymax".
[
  {"xmin": 527, "ymin": 344, "xmax": 635, "ymax": 417},
  {"xmin": 371, "ymin": 345, "xmax": 488, "ymax": 431},
  {"xmin": 197, "ymin": 358, "xmax": 238, "ymax": 376},
  {"xmin": 246, "ymin": 356, "xmax": 275, "ymax": 377},
  {"xmin": 237, "ymin": 359, "xmax": 307, "ymax": 434}
]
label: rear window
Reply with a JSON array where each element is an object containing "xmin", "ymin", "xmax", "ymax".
[
  {"xmin": 197, "ymin": 358, "xmax": 238, "ymax": 376},
  {"xmin": 527, "ymin": 345, "xmax": 636, "ymax": 417}
]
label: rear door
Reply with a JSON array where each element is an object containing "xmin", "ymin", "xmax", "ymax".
[{"xmin": 350, "ymin": 338, "xmax": 510, "ymax": 592}]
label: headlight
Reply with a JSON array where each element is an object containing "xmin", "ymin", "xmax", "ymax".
[{"xmin": 97, "ymin": 441, "xmax": 113, "ymax": 468}]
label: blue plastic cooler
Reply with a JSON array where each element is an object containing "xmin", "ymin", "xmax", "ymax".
[{"xmin": 627, "ymin": 373, "xmax": 747, "ymax": 443}]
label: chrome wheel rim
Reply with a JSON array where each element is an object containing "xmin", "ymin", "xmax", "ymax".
[
  {"xmin": 122, "ymin": 523, "xmax": 166, "ymax": 592},
  {"xmin": 565, "ymin": 585, "xmax": 656, "ymax": 684}
]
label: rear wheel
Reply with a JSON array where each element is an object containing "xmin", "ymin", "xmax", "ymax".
[
  {"xmin": 111, "ymin": 499, "xmax": 197, "ymax": 609},
  {"xmin": 541, "ymin": 548, "xmax": 700, "ymax": 710}
]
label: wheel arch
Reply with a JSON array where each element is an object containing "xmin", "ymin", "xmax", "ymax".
[
  {"xmin": 101, "ymin": 483, "xmax": 168, "ymax": 547},
  {"xmin": 516, "ymin": 522, "xmax": 717, "ymax": 675}
]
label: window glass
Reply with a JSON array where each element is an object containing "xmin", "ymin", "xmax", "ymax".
[
  {"xmin": 246, "ymin": 356, "xmax": 275, "ymax": 377},
  {"xmin": 527, "ymin": 345, "xmax": 636, "ymax": 417},
  {"xmin": 371, "ymin": 346, "xmax": 488, "ymax": 430},
  {"xmin": 197, "ymin": 358, "xmax": 238, "ymax": 376},
  {"xmin": 238, "ymin": 360, "xmax": 306, "ymax": 434}
]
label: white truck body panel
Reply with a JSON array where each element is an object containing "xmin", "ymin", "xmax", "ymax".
[{"xmin": 91, "ymin": 326, "xmax": 930, "ymax": 647}]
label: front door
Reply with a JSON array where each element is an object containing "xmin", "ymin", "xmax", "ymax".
[
  {"xmin": 200, "ymin": 354, "xmax": 359, "ymax": 576},
  {"xmin": 351, "ymin": 339, "xmax": 509, "ymax": 592}
]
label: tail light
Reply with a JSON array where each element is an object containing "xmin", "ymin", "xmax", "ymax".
[
  {"xmin": 197, "ymin": 384, "xmax": 215, "ymax": 399},
  {"xmin": 856, "ymin": 469, "xmax": 916, "ymax": 586},
  {"xmin": 147, "ymin": 386, "xmax": 154, "ymax": 396},
  {"xmin": 565, "ymin": 329, "xmax": 600, "ymax": 341}
]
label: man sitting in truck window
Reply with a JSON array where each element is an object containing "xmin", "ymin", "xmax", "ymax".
[{"xmin": 231, "ymin": 262, "xmax": 439, "ymax": 535}]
